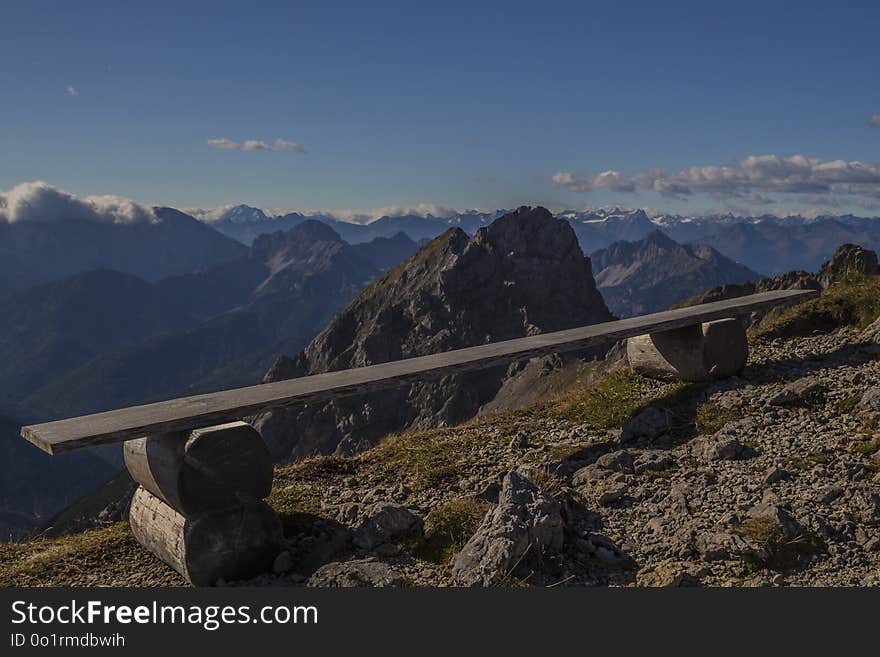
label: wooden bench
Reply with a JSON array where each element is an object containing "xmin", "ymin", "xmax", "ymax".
[{"xmin": 19, "ymin": 288, "xmax": 816, "ymax": 584}]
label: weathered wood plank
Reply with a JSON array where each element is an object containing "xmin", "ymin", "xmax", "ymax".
[{"xmin": 21, "ymin": 289, "xmax": 816, "ymax": 454}]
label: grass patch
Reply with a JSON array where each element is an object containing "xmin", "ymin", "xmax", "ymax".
[
  {"xmin": 851, "ymin": 439, "xmax": 880, "ymax": 456},
  {"xmin": 411, "ymin": 498, "xmax": 490, "ymax": 565},
  {"xmin": 366, "ymin": 426, "xmax": 471, "ymax": 491},
  {"xmin": 0, "ymin": 523, "xmax": 162, "ymax": 586},
  {"xmin": 736, "ymin": 517, "xmax": 821, "ymax": 571},
  {"xmin": 862, "ymin": 416, "xmax": 880, "ymax": 433},
  {"xmin": 643, "ymin": 465, "xmax": 678, "ymax": 479},
  {"xmin": 267, "ymin": 482, "xmax": 323, "ymax": 516},
  {"xmin": 834, "ymin": 393, "xmax": 862, "ymax": 416},
  {"xmin": 695, "ymin": 402, "xmax": 743, "ymax": 435},
  {"xmin": 269, "ymin": 455, "xmax": 355, "ymax": 515},
  {"xmin": 549, "ymin": 369, "xmax": 655, "ymax": 429},
  {"xmin": 753, "ymin": 274, "xmax": 880, "ymax": 340},
  {"xmin": 807, "ymin": 451, "xmax": 832, "ymax": 465}
]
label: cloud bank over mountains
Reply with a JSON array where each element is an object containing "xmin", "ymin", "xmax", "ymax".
[
  {"xmin": 187, "ymin": 202, "xmax": 461, "ymax": 224},
  {"xmin": 0, "ymin": 181, "xmax": 157, "ymax": 224},
  {"xmin": 553, "ymin": 154, "xmax": 880, "ymax": 206}
]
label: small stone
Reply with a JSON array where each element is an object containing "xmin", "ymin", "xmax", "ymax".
[
  {"xmin": 816, "ymin": 485, "xmax": 843, "ymax": 505},
  {"xmin": 596, "ymin": 481, "xmax": 628, "ymax": 506},
  {"xmin": 572, "ymin": 464, "xmax": 610, "ymax": 487},
  {"xmin": 621, "ymin": 407, "xmax": 669, "ymax": 444},
  {"xmin": 764, "ymin": 466, "xmax": 791, "ymax": 485},
  {"xmin": 307, "ymin": 558, "xmax": 406, "ymax": 588},
  {"xmin": 272, "ymin": 551, "xmax": 294, "ymax": 574},
  {"xmin": 595, "ymin": 450, "xmax": 635, "ymax": 474},
  {"xmin": 693, "ymin": 435, "xmax": 745, "ymax": 461},
  {"xmin": 768, "ymin": 377, "xmax": 826, "ymax": 406},
  {"xmin": 747, "ymin": 502, "xmax": 804, "ymax": 540},
  {"xmin": 695, "ymin": 531, "xmax": 762, "ymax": 562},
  {"xmin": 858, "ymin": 387, "xmax": 880, "ymax": 412},
  {"xmin": 353, "ymin": 502, "xmax": 422, "ymax": 550},
  {"xmin": 637, "ymin": 560, "xmax": 702, "ymax": 587},
  {"xmin": 633, "ymin": 450, "xmax": 676, "ymax": 474}
]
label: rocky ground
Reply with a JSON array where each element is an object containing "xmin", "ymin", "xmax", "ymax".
[{"xmin": 4, "ymin": 305, "xmax": 880, "ymax": 587}]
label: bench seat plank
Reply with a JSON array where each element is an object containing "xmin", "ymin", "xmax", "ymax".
[{"xmin": 21, "ymin": 289, "xmax": 816, "ymax": 454}]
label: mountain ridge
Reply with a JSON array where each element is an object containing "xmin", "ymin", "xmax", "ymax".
[{"xmin": 591, "ymin": 230, "xmax": 762, "ymax": 317}]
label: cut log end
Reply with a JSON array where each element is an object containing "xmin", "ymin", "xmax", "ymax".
[
  {"xmin": 627, "ymin": 318, "xmax": 748, "ymax": 382},
  {"xmin": 626, "ymin": 324, "xmax": 707, "ymax": 382},
  {"xmin": 129, "ymin": 486, "xmax": 282, "ymax": 586},
  {"xmin": 123, "ymin": 421, "xmax": 273, "ymax": 515}
]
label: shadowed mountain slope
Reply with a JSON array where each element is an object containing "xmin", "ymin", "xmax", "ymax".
[{"xmin": 252, "ymin": 206, "xmax": 614, "ymax": 460}]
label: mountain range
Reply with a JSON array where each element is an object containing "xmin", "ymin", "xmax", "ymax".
[
  {"xmin": 200, "ymin": 204, "xmax": 880, "ymax": 277},
  {"xmin": 3, "ymin": 196, "xmax": 880, "ymax": 540},
  {"xmin": 0, "ymin": 207, "xmax": 245, "ymax": 298},
  {"xmin": 591, "ymin": 230, "xmax": 762, "ymax": 317},
  {"xmin": 0, "ymin": 221, "xmax": 407, "ymax": 537},
  {"xmin": 203, "ymin": 205, "xmax": 505, "ymax": 246}
]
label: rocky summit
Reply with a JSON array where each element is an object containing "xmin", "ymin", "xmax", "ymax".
[{"xmin": 252, "ymin": 206, "xmax": 613, "ymax": 461}]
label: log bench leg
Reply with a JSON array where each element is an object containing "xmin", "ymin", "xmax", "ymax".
[
  {"xmin": 626, "ymin": 317, "xmax": 748, "ymax": 382},
  {"xmin": 124, "ymin": 421, "xmax": 281, "ymax": 585}
]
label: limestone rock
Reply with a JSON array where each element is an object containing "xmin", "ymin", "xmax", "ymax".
[
  {"xmin": 695, "ymin": 531, "xmax": 763, "ymax": 562},
  {"xmin": 353, "ymin": 502, "xmax": 422, "ymax": 550},
  {"xmin": 307, "ymin": 558, "xmax": 406, "ymax": 587},
  {"xmin": 451, "ymin": 471, "xmax": 564, "ymax": 586},
  {"xmin": 768, "ymin": 376, "xmax": 826, "ymax": 406},
  {"xmin": 817, "ymin": 244, "xmax": 879, "ymax": 289},
  {"xmin": 633, "ymin": 450, "xmax": 676, "ymax": 475},
  {"xmin": 858, "ymin": 387, "xmax": 880, "ymax": 413},
  {"xmin": 636, "ymin": 560, "xmax": 704, "ymax": 587},
  {"xmin": 621, "ymin": 407, "xmax": 669, "ymax": 444},
  {"xmin": 595, "ymin": 450, "xmax": 635, "ymax": 474},
  {"xmin": 691, "ymin": 433, "xmax": 746, "ymax": 461}
]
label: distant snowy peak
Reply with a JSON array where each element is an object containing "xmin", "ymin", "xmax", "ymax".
[{"xmin": 215, "ymin": 205, "xmax": 270, "ymax": 224}]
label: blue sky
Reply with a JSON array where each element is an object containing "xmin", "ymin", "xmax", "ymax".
[{"xmin": 1, "ymin": 0, "xmax": 879, "ymax": 216}]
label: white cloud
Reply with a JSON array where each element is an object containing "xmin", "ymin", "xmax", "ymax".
[
  {"xmin": 322, "ymin": 204, "xmax": 460, "ymax": 223},
  {"xmin": 207, "ymin": 137, "xmax": 306, "ymax": 153},
  {"xmin": 271, "ymin": 138, "xmax": 306, "ymax": 153},
  {"xmin": 553, "ymin": 154, "xmax": 880, "ymax": 203},
  {"xmin": 870, "ymin": 114, "xmax": 880, "ymax": 128},
  {"xmin": 241, "ymin": 140, "xmax": 271, "ymax": 151},
  {"xmin": 184, "ymin": 205, "xmax": 236, "ymax": 221},
  {"xmin": 207, "ymin": 138, "xmax": 240, "ymax": 150},
  {"xmin": 0, "ymin": 181, "xmax": 157, "ymax": 224},
  {"xmin": 66, "ymin": 86, "xmax": 78, "ymax": 96}
]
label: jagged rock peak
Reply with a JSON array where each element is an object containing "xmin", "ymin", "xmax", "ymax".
[
  {"xmin": 257, "ymin": 206, "xmax": 613, "ymax": 459},
  {"xmin": 817, "ymin": 243, "xmax": 879, "ymax": 288},
  {"xmin": 265, "ymin": 205, "xmax": 611, "ymax": 382}
]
